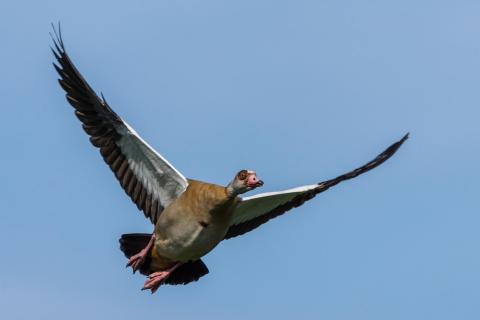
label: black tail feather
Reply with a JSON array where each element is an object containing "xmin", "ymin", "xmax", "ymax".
[
  {"xmin": 119, "ymin": 233, "xmax": 152, "ymax": 275},
  {"xmin": 165, "ymin": 260, "xmax": 209, "ymax": 285},
  {"xmin": 119, "ymin": 233, "xmax": 209, "ymax": 285},
  {"xmin": 119, "ymin": 233, "xmax": 151, "ymax": 258}
]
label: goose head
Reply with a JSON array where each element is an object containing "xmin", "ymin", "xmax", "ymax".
[{"xmin": 226, "ymin": 169, "xmax": 264, "ymax": 197}]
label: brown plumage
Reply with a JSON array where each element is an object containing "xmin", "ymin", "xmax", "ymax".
[
  {"xmin": 121, "ymin": 179, "xmax": 242, "ymax": 288},
  {"xmin": 153, "ymin": 180, "xmax": 240, "ymax": 263}
]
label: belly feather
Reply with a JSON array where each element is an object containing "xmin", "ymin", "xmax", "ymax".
[{"xmin": 155, "ymin": 220, "xmax": 228, "ymax": 261}]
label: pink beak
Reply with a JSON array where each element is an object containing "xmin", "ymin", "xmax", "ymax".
[{"xmin": 246, "ymin": 173, "xmax": 264, "ymax": 188}]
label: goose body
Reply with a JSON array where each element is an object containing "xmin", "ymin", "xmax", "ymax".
[
  {"xmin": 51, "ymin": 27, "xmax": 408, "ymax": 293},
  {"xmin": 154, "ymin": 180, "xmax": 239, "ymax": 262}
]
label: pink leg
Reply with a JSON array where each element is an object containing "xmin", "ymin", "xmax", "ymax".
[
  {"xmin": 126, "ymin": 234, "xmax": 156, "ymax": 273},
  {"xmin": 142, "ymin": 263, "xmax": 182, "ymax": 294}
]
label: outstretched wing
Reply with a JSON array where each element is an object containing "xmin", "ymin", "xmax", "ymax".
[
  {"xmin": 224, "ymin": 134, "xmax": 408, "ymax": 239},
  {"xmin": 51, "ymin": 27, "xmax": 188, "ymax": 224}
]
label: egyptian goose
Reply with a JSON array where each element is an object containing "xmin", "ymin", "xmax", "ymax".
[{"xmin": 51, "ymin": 28, "xmax": 408, "ymax": 293}]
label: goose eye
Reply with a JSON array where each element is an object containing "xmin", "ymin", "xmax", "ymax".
[{"xmin": 237, "ymin": 170, "xmax": 248, "ymax": 180}]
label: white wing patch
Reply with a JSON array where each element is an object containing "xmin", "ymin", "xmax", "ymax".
[
  {"xmin": 51, "ymin": 31, "xmax": 189, "ymax": 224},
  {"xmin": 231, "ymin": 184, "xmax": 319, "ymax": 226},
  {"xmin": 117, "ymin": 122, "xmax": 188, "ymax": 210}
]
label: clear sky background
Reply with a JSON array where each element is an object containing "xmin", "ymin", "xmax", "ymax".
[{"xmin": 1, "ymin": 1, "xmax": 479, "ymax": 319}]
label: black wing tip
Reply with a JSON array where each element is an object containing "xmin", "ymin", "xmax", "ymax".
[
  {"xmin": 386, "ymin": 132, "xmax": 409, "ymax": 156},
  {"xmin": 50, "ymin": 21, "xmax": 65, "ymax": 55}
]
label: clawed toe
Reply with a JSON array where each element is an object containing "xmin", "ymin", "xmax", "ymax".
[
  {"xmin": 141, "ymin": 264, "xmax": 181, "ymax": 294},
  {"xmin": 142, "ymin": 273, "xmax": 168, "ymax": 293},
  {"xmin": 125, "ymin": 234, "xmax": 155, "ymax": 274},
  {"xmin": 126, "ymin": 252, "xmax": 147, "ymax": 273}
]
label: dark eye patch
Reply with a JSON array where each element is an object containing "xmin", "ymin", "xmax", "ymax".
[{"xmin": 237, "ymin": 170, "xmax": 248, "ymax": 180}]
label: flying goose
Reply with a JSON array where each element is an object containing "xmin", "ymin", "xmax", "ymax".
[{"xmin": 51, "ymin": 28, "xmax": 408, "ymax": 293}]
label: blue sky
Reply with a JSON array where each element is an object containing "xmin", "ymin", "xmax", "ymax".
[{"xmin": 1, "ymin": 0, "xmax": 479, "ymax": 319}]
